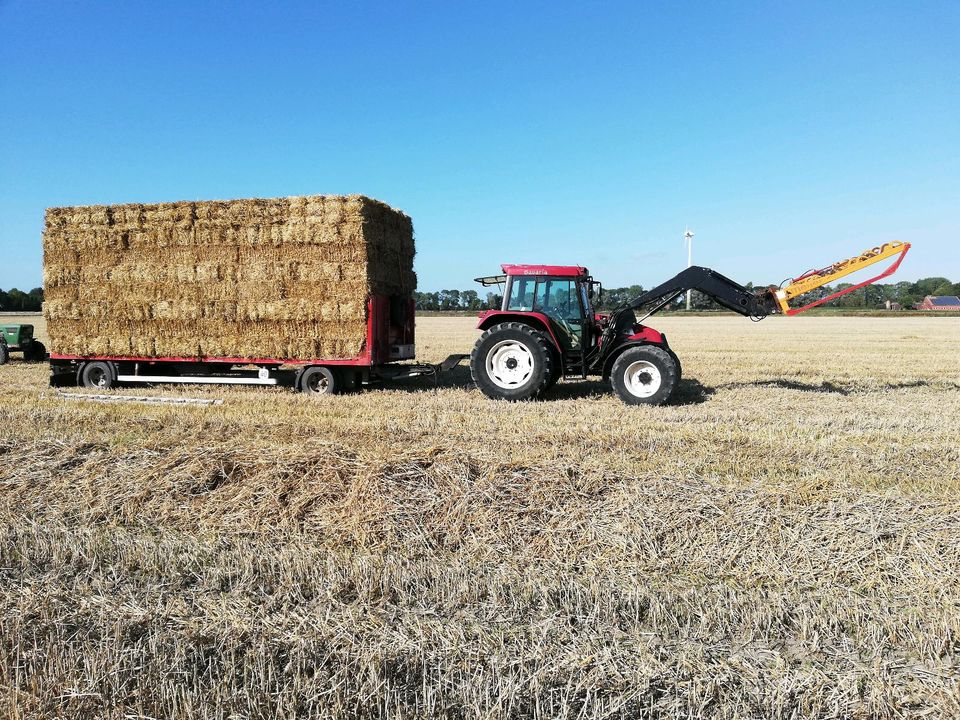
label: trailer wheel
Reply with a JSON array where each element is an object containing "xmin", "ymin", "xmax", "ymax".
[
  {"xmin": 470, "ymin": 322, "xmax": 553, "ymax": 401},
  {"xmin": 299, "ymin": 366, "xmax": 338, "ymax": 396},
  {"xmin": 610, "ymin": 345, "xmax": 678, "ymax": 406},
  {"xmin": 24, "ymin": 341, "xmax": 47, "ymax": 362},
  {"xmin": 80, "ymin": 361, "xmax": 115, "ymax": 390}
]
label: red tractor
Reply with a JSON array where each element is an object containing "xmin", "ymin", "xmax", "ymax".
[{"xmin": 469, "ymin": 242, "xmax": 910, "ymax": 405}]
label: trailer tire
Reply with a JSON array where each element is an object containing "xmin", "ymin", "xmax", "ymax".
[
  {"xmin": 80, "ymin": 361, "xmax": 116, "ymax": 390},
  {"xmin": 610, "ymin": 345, "xmax": 678, "ymax": 406},
  {"xmin": 471, "ymin": 322, "xmax": 553, "ymax": 401},
  {"xmin": 299, "ymin": 366, "xmax": 339, "ymax": 396},
  {"xmin": 0, "ymin": 344, "xmax": 8, "ymax": 366}
]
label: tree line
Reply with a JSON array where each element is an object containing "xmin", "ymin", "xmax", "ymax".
[
  {"xmin": 415, "ymin": 277, "xmax": 960, "ymax": 312},
  {"xmin": 736, "ymin": 276, "xmax": 960, "ymax": 311},
  {"xmin": 0, "ymin": 287, "xmax": 44, "ymax": 312},
  {"xmin": 4, "ymin": 277, "xmax": 957, "ymax": 314}
]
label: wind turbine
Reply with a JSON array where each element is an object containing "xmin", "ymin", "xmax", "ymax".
[{"xmin": 683, "ymin": 228, "xmax": 694, "ymax": 310}]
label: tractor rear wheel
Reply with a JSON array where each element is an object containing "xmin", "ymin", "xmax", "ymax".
[
  {"xmin": 24, "ymin": 341, "xmax": 47, "ymax": 362},
  {"xmin": 610, "ymin": 345, "xmax": 678, "ymax": 406},
  {"xmin": 471, "ymin": 322, "xmax": 554, "ymax": 401},
  {"xmin": 0, "ymin": 343, "xmax": 8, "ymax": 366},
  {"xmin": 540, "ymin": 333, "xmax": 562, "ymax": 394},
  {"xmin": 80, "ymin": 361, "xmax": 115, "ymax": 390}
]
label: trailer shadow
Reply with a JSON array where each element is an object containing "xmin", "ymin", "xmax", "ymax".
[{"xmin": 378, "ymin": 367, "xmax": 714, "ymax": 406}]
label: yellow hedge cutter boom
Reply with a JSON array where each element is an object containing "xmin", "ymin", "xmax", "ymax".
[{"xmin": 772, "ymin": 241, "xmax": 911, "ymax": 315}]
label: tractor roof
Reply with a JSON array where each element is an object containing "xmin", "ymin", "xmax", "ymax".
[{"xmin": 500, "ymin": 264, "xmax": 589, "ymax": 278}]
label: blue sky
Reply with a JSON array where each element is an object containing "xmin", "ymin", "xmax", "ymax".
[{"xmin": 1, "ymin": 1, "xmax": 957, "ymax": 292}]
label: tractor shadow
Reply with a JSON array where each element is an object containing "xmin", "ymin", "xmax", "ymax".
[
  {"xmin": 715, "ymin": 379, "xmax": 947, "ymax": 395},
  {"xmin": 547, "ymin": 377, "xmax": 714, "ymax": 405},
  {"xmin": 382, "ymin": 366, "xmax": 714, "ymax": 406}
]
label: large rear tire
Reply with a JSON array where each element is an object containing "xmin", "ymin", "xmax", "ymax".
[
  {"xmin": 24, "ymin": 341, "xmax": 47, "ymax": 362},
  {"xmin": 80, "ymin": 361, "xmax": 116, "ymax": 390},
  {"xmin": 0, "ymin": 344, "xmax": 8, "ymax": 366},
  {"xmin": 471, "ymin": 322, "xmax": 554, "ymax": 401},
  {"xmin": 610, "ymin": 345, "xmax": 678, "ymax": 406},
  {"xmin": 540, "ymin": 332, "xmax": 562, "ymax": 393}
]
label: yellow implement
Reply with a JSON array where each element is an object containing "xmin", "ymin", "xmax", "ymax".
[{"xmin": 773, "ymin": 241, "xmax": 911, "ymax": 315}]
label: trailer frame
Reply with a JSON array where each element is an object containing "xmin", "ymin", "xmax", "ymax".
[{"xmin": 47, "ymin": 296, "xmax": 443, "ymax": 394}]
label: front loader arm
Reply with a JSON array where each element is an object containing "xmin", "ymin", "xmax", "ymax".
[
  {"xmin": 594, "ymin": 241, "xmax": 910, "ymax": 365},
  {"xmin": 593, "ymin": 266, "xmax": 779, "ymax": 363},
  {"xmin": 621, "ymin": 266, "xmax": 778, "ymax": 320},
  {"xmin": 606, "ymin": 241, "xmax": 911, "ymax": 331}
]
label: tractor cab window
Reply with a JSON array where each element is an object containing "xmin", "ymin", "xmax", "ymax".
[
  {"xmin": 533, "ymin": 279, "xmax": 580, "ymax": 321},
  {"xmin": 506, "ymin": 277, "xmax": 537, "ymax": 311},
  {"xmin": 532, "ymin": 278, "xmax": 585, "ymax": 352}
]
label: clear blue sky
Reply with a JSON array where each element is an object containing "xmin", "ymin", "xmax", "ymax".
[{"xmin": 1, "ymin": 1, "xmax": 957, "ymax": 292}]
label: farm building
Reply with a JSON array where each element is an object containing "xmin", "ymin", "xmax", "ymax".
[{"xmin": 915, "ymin": 295, "xmax": 960, "ymax": 311}]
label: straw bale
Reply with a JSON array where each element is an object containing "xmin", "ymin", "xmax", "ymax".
[{"xmin": 43, "ymin": 195, "xmax": 415, "ymax": 360}]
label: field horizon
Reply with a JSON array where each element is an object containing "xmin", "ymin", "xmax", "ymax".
[{"xmin": 2, "ymin": 315, "xmax": 959, "ymax": 718}]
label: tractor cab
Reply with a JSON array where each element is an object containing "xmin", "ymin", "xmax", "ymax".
[{"xmin": 475, "ymin": 264, "xmax": 602, "ymax": 375}]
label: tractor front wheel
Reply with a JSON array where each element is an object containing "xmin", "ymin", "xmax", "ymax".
[
  {"xmin": 610, "ymin": 345, "xmax": 678, "ymax": 406},
  {"xmin": 471, "ymin": 322, "xmax": 554, "ymax": 401},
  {"xmin": 666, "ymin": 347, "xmax": 682, "ymax": 382}
]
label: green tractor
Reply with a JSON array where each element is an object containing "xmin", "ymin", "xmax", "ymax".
[{"xmin": 0, "ymin": 324, "xmax": 47, "ymax": 365}]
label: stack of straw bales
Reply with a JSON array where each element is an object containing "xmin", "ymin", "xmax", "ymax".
[{"xmin": 42, "ymin": 195, "xmax": 416, "ymax": 360}]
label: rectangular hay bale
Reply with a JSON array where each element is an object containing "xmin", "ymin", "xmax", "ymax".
[{"xmin": 43, "ymin": 194, "xmax": 415, "ymax": 360}]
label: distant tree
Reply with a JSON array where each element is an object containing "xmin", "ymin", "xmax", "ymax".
[
  {"xmin": 912, "ymin": 277, "xmax": 951, "ymax": 298},
  {"xmin": 863, "ymin": 283, "xmax": 885, "ymax": 307},
  {"xmin": 438, "ymin": 289, "xmax": 461, "ymax": 311},
  {"xmin": 6, "ymin": 288, "xmax": 28, "ymax": 311},
  {"xmin": 461, "ymin": 289, "xmax": 480, "ymax": 310},
  {"xmin": 597, "ymin": 285, "xmax": 643, "ymax": 310},
  {"xmin": 28, "ymin": 287, "xmax": 44, "ymax": 309},
  {"xmin": 485, "ymin": 292, "xmax": 502, "ymax": 309}
]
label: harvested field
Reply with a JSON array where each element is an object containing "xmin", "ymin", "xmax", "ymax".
[
  {"xmin": 42, "ymin": 195, "xmax": 415, "ymax": 360},
  {"xmin": 2, "ymin": 315, "xmax": 960, "ymax": 719}
]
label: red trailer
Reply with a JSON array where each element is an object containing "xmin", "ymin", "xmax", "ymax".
[{"xmin": 48, "ymin": 295, "xmax": 459, "ymax": 394}]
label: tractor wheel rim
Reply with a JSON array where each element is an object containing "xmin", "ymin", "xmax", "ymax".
[
  {"xmin": 486, "ymin": 340, "xmax": 535, "ymax": 389},
  {"xmin": 307, "ymin": 373, "xmax": 330, "ymax": 394},
  {"xmin": 624, "ymin": 360, "xmax": 661, "ymax": 398}
]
